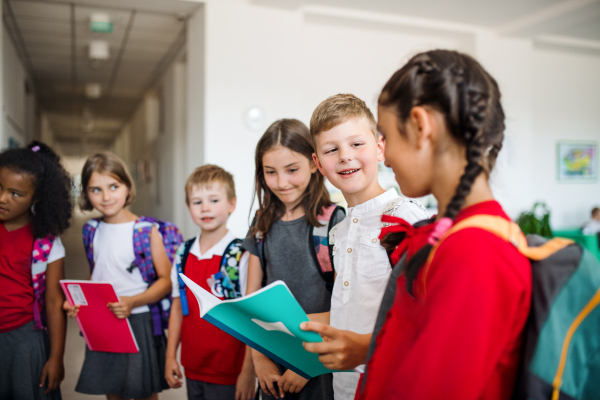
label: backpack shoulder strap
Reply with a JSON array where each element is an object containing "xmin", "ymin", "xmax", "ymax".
[
  {"xmin": 132, "ymin": 217, "xmax": 156, "ymax": 282},
  {"xmin": 217, "ymin": 238, "xmax": 245, "ymax": 299},
  {"xmin": 177, "ymin": 238, "xmax": 196, "ymax": 316},
  {"xmin": 82, "ymin": 218, "xmax": 101, "ymax": 272},
  {"xmin": 416, "ymin": 215, "xmax": 573, "ymax": 297},
  {"xmin": 31, "ymin": 235, "xmax": 55, "ymax": 330},
  {"xmin": 251, "ymin": 213, "xmax": 268, "ymax": 287},
  {"xmin": 310, "ymin": 204, "xmax": 345, "ymax": 291},
  {"xmin": 422, "ymin": 215, "xmax": 575, "ymax": 283}
]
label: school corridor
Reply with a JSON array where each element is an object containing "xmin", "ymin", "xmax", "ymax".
[{"xmin": 0, "ymin": 0, "xmax": 599, "ymax": 399}]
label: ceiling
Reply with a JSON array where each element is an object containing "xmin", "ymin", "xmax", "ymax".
[
  {"xmin": 3, "ymin": 0, "xmax": 200, "ymax": 147},
  {"xmin": 4, "ymin": 0, "xmax": 599, "ymax": 150},
  {"xmin": 255, "ymin": 0, "xmax": 600, "ymax": 44}
]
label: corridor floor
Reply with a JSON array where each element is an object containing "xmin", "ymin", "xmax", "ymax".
[{"xmin": 60, "ymin": 211, "xmax": 187, "ymax": 400}]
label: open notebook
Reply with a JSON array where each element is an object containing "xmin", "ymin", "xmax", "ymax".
[{"xmin": 179, "ymin": 274, "xmax": 338, "ymax": 379}]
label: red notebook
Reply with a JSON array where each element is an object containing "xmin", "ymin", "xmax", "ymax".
[{"xmin": 60, "ymin": 280, "xmax": 139, "ymax": 353}]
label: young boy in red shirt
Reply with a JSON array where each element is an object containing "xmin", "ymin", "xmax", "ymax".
[{"xmin": 165, "ymin": 165, "xmax": 256, "ymax": 400}]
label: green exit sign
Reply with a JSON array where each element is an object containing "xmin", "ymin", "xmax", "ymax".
[{"xmin": 90, "ymin": 20, "xmax": 113, "ymax": 33}]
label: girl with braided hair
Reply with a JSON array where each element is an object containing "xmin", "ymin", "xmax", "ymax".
[{"xmin": 349, "ymin": 50, "xmax": 532, "ymax": 399}]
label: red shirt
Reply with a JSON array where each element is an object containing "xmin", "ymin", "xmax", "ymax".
[
  {"xmin": 358, "ymin": 201, "xmax": 531, "ymax": 400},
  {"xmin": 180, "ymin": 254, "xmax": 246, "ymax": 384},
  {"xmin": 0, "ymin": 223, "xmax": 35, "ymax": 333}
]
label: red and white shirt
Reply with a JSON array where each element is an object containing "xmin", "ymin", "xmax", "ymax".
[{"xmin": 170, "ymin": 231, "xmax": 249, "ymax": 384}]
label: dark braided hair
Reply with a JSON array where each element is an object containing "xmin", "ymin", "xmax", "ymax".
[
  {"xmin": 0, "ymin": 141, "xmax": 72, "ymax": 238},
  {"xmin": 379, "ymin": 50, "xmax": 505, "ymax": 294}
]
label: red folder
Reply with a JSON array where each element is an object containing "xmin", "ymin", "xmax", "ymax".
[{"xmin": 60, "ymin": 280, "xmax": 139, "ymax": 353}]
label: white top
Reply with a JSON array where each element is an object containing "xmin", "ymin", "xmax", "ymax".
[
  {"xmin": 330, "ymin": 188, "xmax": 429, "ymax": 400},
  {"xmin": 171, "ymin": 230, "xmax": 250, "ymax": 299},
  {"xmin": 90, "ymin": 221, "xmax": 149, "ymax": 314},
  {"xmin": 48, "ymin": 237, "xmax": 65, "ymax": 264},
  {"xmin": 583, "ymin": 220, "xmax": 600, "ymax": 235}
]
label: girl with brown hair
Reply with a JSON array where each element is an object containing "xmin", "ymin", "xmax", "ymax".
[
  {"xmin": 65, "ymin": 151, "xmax": 173, "ymax": 400},
  {"xmin": 243, "ymin": 119, "xmax": 345, "ymax": 400}
]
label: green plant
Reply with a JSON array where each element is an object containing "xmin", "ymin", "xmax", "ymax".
[{"xmin": 516, "ymin": 202, "xmax": 553, "ymax": 238}]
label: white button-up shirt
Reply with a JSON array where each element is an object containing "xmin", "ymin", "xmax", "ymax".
[{"xmin": 330, "ymin": 189, "xmax": 429, "ymax": 400}]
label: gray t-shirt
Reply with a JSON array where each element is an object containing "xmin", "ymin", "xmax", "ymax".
[{"xmin": 243, "ymin": 208, "xmax": 346, "ymax": 314}]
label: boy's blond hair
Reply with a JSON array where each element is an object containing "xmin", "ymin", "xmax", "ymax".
[
  {"xmin": 310, "ymin": 94, "xmax": 378, "ymax": 145},
  {"xmin": 185, "ymin": 164, "xmax": 236, "ymax": 205}
]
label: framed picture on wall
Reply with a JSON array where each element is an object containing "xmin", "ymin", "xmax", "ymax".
[{"xmin": 557, "ymin": 141, "xmax": 597, "ymax": 182}]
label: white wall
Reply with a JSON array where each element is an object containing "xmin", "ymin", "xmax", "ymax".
[
  {"xmin": 198, "ymin": 0, "xmax": 480, "ymax": 237},
  {"xmin": 114, "ymin": 59, "xmax": 192, "ymax": 236},
  {"xmin": 531, "ymin": 48, "xmax": 600, "ymax": 228},
  {"xmin": 188, "ymin": 0, "xmax": 600, "ymax": 235}
]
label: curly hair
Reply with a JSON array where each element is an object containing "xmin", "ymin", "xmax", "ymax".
[
  {"xmin": 0, "ymin": 141, "xmax": 72, "ymax": 238},
  {"xmin": 378, "ymin": 50, "xmax": 505, "ymax": 294}
]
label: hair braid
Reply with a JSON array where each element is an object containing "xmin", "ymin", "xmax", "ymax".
[{"xmin": 379, "ymin": 50, "xmax": 505, "ymax": 294}]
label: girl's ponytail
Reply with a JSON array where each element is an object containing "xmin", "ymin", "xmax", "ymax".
[
  {"xmin": 379, "ymin": 50, "xmax": 505, "ymax": 294},
  {"xmin": 0, "ymin": 141, "xmax": 72, "ymax": 238}
]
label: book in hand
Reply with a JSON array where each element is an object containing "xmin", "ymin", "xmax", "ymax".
[
  {"xmin": 179, "ymin": 273, "xmax": 338, "ymax": 379},
  {"xmin": 60, "ymin": 280, "xmax": 139, "ymax": 353}
]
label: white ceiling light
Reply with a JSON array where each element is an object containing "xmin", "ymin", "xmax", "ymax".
[
  {"xmin": 89, "ymin": 40, "xmax": 109, "ymax": 60},
  {"xmin": 85, "ymin": 83, "xmax": 102, "ymax": 99}
]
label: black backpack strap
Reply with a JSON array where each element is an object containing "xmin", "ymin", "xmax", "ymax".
[
  {"xmin": 328, "ymin": 205, "xmax": 345, "ymax": 273},
  {"xmin": 250, "ymin": 212, "xmax": 268, "ymax": 288},
  {"xmin": 177, "ymin": 238, "xmax": 196, "ymax": 316},
  {"xmin": 309, "ymin": 205, "xmax": 345, "ymax": 292}
]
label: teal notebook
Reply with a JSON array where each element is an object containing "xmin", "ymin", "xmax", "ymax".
[{"xmin": 179, "ymin": 274, "xmax": 336, "ymax": 379}]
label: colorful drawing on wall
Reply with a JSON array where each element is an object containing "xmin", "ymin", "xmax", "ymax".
[{"xmin": 557, "ymin": 141, "xmax": 597, "ymax": 181}]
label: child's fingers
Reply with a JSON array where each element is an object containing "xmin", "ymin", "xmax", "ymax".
[
  {"xmin": 258, "ymin": 378, "xmax": 272, "ymax": 397},
  {"xmin": 264, "ymin": 376, "xmax": 279, "ymax": 398},
  {"xmin": 300, "ymin": 321, "xmax": 340, "ymax": 340},
  {"xmin": 39, "ymin": 364, "xmax": 48, "ymax": 389},
  {"xmin": 302, "ymin": 339, "xmax": 335, "ymax": 355},
  {"xmin": 45, "ymin": 373, "xmax": 58, "ymax": 394}
]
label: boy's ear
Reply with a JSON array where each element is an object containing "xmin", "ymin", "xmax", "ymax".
[
  {"xmin": 376, "ymin": 134, "xmax": 385, "ymax": 162},
  {"xmin": 312, "ymin": 153, "xmax": 324, "ymax": 174},
  {"xmin": 228, "ymin": 197, "xmax": 237, "ymax": 215}
]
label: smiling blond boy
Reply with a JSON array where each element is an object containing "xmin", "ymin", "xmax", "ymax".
[{"xmin": 306, "ymin": 94, "xmax": 429, "ymax": 400}]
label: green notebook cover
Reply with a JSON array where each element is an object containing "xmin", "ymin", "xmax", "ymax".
[{"xmin": 179, "ymin": 274, "xmax": 337, "ymax": 379}]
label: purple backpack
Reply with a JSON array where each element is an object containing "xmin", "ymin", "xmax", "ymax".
[
  {"xmin": 31, "ymin": 236, "xmax": 55, "ymax": 330},
  {"xmin": 82, "ymin": 216, "xmax": 183, "ymax": 336}
]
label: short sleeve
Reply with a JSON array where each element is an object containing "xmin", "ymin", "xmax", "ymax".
[
  {"xmin": 238, "ymin": 251, "xmax": 250, "ymax": 297},
  {"xmin": 47, "ymin": 237, "xmax": 65, "ymax": 264},
  {"xmin": 242, "ymin": 233, "xmax": 259, "ymax": 257},
  {"xmin": 170, "ymin": 263, "xmax": 180, "ymax": 298},
  {"xmin": 393, "ymin": 199, "xmax": 430, "ymax": 225},
  {"xmin": 170, "ymin": 242, "xmax": 185, "ymax": 298}
]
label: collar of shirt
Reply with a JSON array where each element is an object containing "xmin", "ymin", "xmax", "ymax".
[
  {"xmin": 189, "ymin": 230, "xmax": 236, "ymax": 260},
  {"xmin": 349, "ymin": 188, "xmax": 398, "ymax": 215}
]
